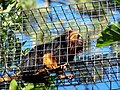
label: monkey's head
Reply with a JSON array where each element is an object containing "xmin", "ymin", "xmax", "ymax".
[{"xmin": 66, "ymin": 30, "xmax": 83, "ymax": 54}]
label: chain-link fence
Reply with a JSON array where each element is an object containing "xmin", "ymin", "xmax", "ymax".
[{"xmin": 0, "ymin": 1, "xmax": 120, "ymax": 90}]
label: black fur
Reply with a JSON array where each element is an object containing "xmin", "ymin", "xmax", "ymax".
[{"xmin": 20, "ymin": 30, "xmax": 83, "ymax": 82}]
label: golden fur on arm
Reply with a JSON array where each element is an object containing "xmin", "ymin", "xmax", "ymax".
[
  {"xmin": 42, "ymin": 53, "xmax": 74, "ymax": 79},
  {"xmin": 43, "ymin": 53, "xmax": 58, "ymax": 69}
]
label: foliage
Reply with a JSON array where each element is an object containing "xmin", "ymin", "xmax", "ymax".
[
  {"xmin": 96, "ymin": 21, "xmax": 120, "ymax": 48},
  {"xmin": 0, "ymin": 0, "xmax": 16, "ymax": 10},
  {"xmin": 0, "ymin": 0, "xmax": 28, "ymax": 71},
  {"xmin": 9, "ymin": 76, "xmax": 56, "ymax": 90},
  {"xmin": 9, "ymin": 79, "xmax": 19, "ymax": 90},
  {"xmin": 96, "ymin": 0, "xmax": 120, "ymax": 48},
  {"xmin": 114, "ymin": 0, "xmax": 120, "ymax": 6},
  {"xmin": 0, "ymin": 0, "xmax": 36, "ymax": 11},
  {"xmin": 18, "ymin": 0, "xmax": 36, "ymax": 9}
]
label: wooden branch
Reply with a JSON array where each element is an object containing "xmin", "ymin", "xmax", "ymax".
[
  {"xmin": 0, "ymin": 75, "xmax": 19, "ymax": 82},
  {"xmin": 0, "ymin": 63, "xmax": 73, "ymax": 83}
]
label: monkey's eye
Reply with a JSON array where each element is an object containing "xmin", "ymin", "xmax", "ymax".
[{"xmin": 77, "ymin": 35, "xmax": 82, "ymax": 40}]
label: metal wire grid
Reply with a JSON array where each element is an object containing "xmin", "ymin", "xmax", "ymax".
[{"xmin": 0, "ymin": 0, "xmax": 120, "ymax": 90}]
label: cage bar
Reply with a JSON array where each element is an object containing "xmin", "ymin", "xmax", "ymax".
[{"xmin": 0, "ymin": 1, "xmax": 120, "ymax": 90}]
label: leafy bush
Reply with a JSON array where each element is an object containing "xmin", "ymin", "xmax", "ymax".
[{"xmin": 96, "ymin": 0, "xmax": 120, "ymax": 48}]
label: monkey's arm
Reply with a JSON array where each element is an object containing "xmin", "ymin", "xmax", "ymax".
[{"xmin": 42, "ymin": 53, "xmax": 74, "ymax": 79}]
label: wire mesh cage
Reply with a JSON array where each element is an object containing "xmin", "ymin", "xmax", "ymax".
[{"xmin": 0, "ymin": 0, "xmax": 120, "ymax": 90}]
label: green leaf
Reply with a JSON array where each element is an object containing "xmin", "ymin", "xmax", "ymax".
[
  {"xmin": 114, "ymin": 0, "xmax": 120, "ymax": 6},
  {"xmin": 9, "ymin": 79, "xmax": 19, "ymax": 90},
  {"xmin": 23, "ymin": 48, "xmax": 30, "ymax": 55},
  {"xmin": 96, "ymin": 21, "xmax": 120, "ymax": 48},
  {"xmin": 22, "ymin": 83, "xmax": 34, "ymax": 90},
  {"xmin": 22, "ymin": 40, "xmax": 27, "ymax": 46}
]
